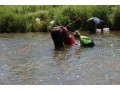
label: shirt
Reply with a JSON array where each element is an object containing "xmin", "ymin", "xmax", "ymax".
[
  {"xmin": 93, "ymin": 17, "xmax": 101, "ymax": 24},
  {"xmin": 88, "ymin": 17, "xmax": 101, "ymax": 24}
]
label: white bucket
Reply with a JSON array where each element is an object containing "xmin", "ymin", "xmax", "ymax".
[
  {"xmin": 103, "ymin": 28, "xmax": 110, "ymax": 34},
  {"xmin": 96, "ymin": 29, "xmax": 101, "ymax": 34}
]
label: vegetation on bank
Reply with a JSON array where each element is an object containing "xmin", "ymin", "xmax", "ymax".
[{"xmin": 0, "ymin": 5, "xmax": 120, "ymax": 33}]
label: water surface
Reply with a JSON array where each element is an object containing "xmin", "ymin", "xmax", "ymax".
[{"xmin": 0, "ymin": 31, "xmax": 120, "ymax": 85}]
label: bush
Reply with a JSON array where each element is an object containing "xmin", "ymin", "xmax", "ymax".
[{"xmin": 0, "ymin": 5, "xmax": 120, "ymax": 33}]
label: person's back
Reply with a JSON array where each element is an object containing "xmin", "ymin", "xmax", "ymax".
[
  {"xmin": 51, "ymin": 26, "xmax": 64, "ymax": 49},
  {"xmin": 74, "ymin": 30, "xmax": 95, "ymax": 47},
  {"xmin": 81, "ymin": 37, "xmax": 95, "ymax": 47},
  {"xmin": 87, "ymin": 17, "xmax": 101, "ymax": 24},
  {"xmin": 87, "ymin": 17, "xmax": 102, "ymax": 34},
  {"xmin": 51, "ymin": 26, "xmax": 75, "ymax": 49}
]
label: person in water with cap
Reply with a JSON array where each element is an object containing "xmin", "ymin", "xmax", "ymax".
[
  {"xmin": 51, "ymin": 25, "xmax": 75, "ymax": 49},
  {"xmin": 74, "ymin": 30, "xmax": 95, "ymax": 47},
  {"xmin": 87, "ymin": 17, "xmax": 104, "ymax": 34}
]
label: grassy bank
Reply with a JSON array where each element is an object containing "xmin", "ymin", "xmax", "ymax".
[{"xmin": 0, "ymin": 5, "xmax": 120, "ymax": 33}]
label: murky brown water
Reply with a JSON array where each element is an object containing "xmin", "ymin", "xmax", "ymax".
[{"xmin": 0, "ymin": 31, "xmax": 120, "ymax": 85}]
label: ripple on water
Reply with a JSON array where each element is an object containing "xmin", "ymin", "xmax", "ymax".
[{"xmin": 0, "ymin": 31, "xmax": 120, "ymax": 84}]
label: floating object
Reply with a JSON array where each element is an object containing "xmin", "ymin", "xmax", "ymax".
[
  {"xmin": 96, "ymin": 29, "xmax": 101, "ymax": 34},
  {"xmin": 103, "ymin": 28, "xmax": 110, "ymax": 34}
]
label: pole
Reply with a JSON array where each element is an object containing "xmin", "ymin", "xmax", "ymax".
[{"xmin": 65, "ymin": 18, "xmax": 81, "ymax": 27}]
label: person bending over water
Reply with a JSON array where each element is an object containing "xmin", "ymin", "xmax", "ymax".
[
  {"xmin": 51, "ymin": 26, "xmax": 75, "ymax": 49},
  {"xmin": 74, "ymin": 30, "xmax": 95, "ymax": 47},
  {"xmin": 87, "ymin": 17, "xmax": 105, "ymax": 34}
]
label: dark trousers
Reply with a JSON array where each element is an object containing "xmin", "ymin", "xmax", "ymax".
[
  {"xmin": 84, "ymin": 41, "xmax": 95, "ymax": 47},
  {"xmin": 51, "ymin": 30, "xmax": 64, "ymax": 48},
  {"xmin": 87, "ymin": 19, "xmax": 96, "ymax": 34}
]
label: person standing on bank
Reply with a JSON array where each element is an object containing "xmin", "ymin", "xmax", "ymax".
[
  {"xmin": 51, "ymin": 26, "xmax": 75, "ymax": 49},
  {"xmin": 87, "ymin": 17, "xmax": 104, "ymax": 34}
]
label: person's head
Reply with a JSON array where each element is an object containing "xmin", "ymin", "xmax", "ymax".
[{"xmin": 74, "ymin": 30, "xmax": 80, "ymax": 39}]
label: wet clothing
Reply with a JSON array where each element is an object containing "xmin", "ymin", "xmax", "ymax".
[
  {"xmin": 51, "ymin": 26, "xmax": 75, "ymax": 48},
  {"xmin": 87, "ymin": 17, "xmax": 101, "ymax": 34}
]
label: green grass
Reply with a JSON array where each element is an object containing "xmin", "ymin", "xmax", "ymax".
[{"xmin": 0, "ymin": 5, "xmax": 120, "ymax": 33}]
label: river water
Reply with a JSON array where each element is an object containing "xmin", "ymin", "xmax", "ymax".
[{"xmin": 0, "ymin": 31, "xmax": 120, "ymax": 85}]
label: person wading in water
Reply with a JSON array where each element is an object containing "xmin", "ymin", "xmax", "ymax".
[
  {"xmin": 87, "ymin": 17, "xmax": 104, "ymax": 34},
  {"xmin": 51, "ymin": 26, "xmax": 75, "ymax": 49},
  {"xmin": 74, "ymin": 30, "xmax": 95, "ymax": 47}
]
